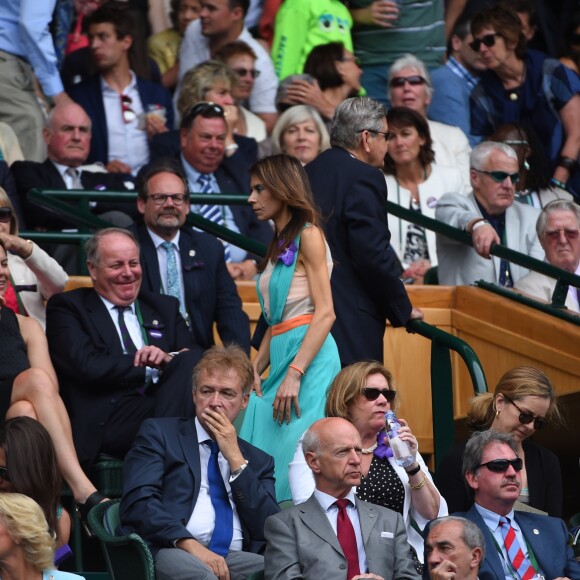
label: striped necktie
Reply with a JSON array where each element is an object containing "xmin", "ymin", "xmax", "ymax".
[
  {"xmin": 197, "ymin": 174, "xmax": 231, "ymax": 262},
  {"xmin": 499, "ymin": 516, "xmax": 536, "ymax": 579},
  {"xmin": 160, "ymin": 241, "xmax": 183, "ymax": 310},
  {"xmin": 115, "ymin": 306, "xmax": 138, "ymax": 354}
]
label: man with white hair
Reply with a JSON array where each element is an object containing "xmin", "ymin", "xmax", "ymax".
[
  {"xmin": 388, "ymin": 54, "xmax": 471, "ymax": 183},
  {"xmin": 515, "ymin": 199, "xmax": 580, "ymax": 312},
  {"xmin": 435, "ymin": 141, "xmax": 544, "ymax": 286}
]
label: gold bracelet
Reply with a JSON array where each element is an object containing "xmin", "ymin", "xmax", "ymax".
[{"xmin": 410, "ymin": 475, "xmax": 427, "ymax": 490}]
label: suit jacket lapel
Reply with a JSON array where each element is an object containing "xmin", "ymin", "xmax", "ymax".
[
  {"xmin": 138, "ymin": 224, "xmax": 164, "ymax": 294},
  {"xmin": 514, "ymin": 513, "xmax": 545, "ymax": 573},
  {"xmin": 178, "ymin": 420, "xmax": 202, "ymax": 510},
  {"xmin": 356, "ymin": 497, "xmax": 378, "ymax": 546},
  {"xmin": 43, "ymin": 159, "xmax": 67, "ymax": 188},
  {"xmin": 137, "ymin": 297, "xmax": 169, "ymax": 349},
  {"xmin": 298, "ymin": 496, "xmax": 344, "ymax": 556},
  {"xmin": 86, "ymin": 290, "xmax": 124, "ymax": 355}
]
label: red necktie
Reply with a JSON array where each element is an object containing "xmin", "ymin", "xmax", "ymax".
[
  {"xmin": 499, "ymin": 516, "xmax": 536, "ymax": 580},
  {"xmin": 335, "ymin": 499, "xmax": 360, "ymax": 579}
]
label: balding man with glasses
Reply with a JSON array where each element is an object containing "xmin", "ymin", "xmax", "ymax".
[
  {"xmin": 435, "ymin": 141, "xmax": 544, "ymax": 286},
  {"xmin": 177, "ymin": 101, "xmax": 272, "ymax": 281},
  {"xmin": 457, "ymin": 430, "xmax": 580, "ymax": 580},
  {"xmin": 130, "ymin": 159, "xmax": 251, "ymax": 352}
]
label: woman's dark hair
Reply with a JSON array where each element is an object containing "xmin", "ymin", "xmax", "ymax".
[
  {"xmin": 559, "ymin": 10, "xmax": 580, "ymax": 69},
  {"xmin": 250, "ymin": 154, "xmax": 321, "ymax": 269},
  {"xmin": 471, "ymin": 5, "xmax": 526, "ymax": 60},
  {"xmin": 0, "ymin": 418, "xmax": 61, "ymax": 541},
  {"xmin": 384, "ymin": 107, "xmax": 435, "ymax": 173},
  {"xmin": 304, "ymin": 42, "xmax": 345, "ymax": 90}
]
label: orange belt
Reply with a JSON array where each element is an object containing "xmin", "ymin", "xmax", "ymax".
[{"xmin": 271, "ymin": 314, "xmax": 313, "ymax": 336}]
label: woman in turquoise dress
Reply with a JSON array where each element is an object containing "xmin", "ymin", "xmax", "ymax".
[{"xmin": 240, "ymin": 154, "xmax": 341, "ymax": 501}]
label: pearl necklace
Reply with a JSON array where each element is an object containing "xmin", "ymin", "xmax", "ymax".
[{"xmin": 361, "ymin": 442, "xmax": 378, "ymax": 454}]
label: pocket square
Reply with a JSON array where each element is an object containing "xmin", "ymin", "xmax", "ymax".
[{"xmin": 380, "ymin": 532, "xmax": 394, "ymax": 538}]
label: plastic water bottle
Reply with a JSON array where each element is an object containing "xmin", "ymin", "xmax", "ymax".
[{"xmin": 385, "ymin": 411, "xmax": 414, "ymax": 468}]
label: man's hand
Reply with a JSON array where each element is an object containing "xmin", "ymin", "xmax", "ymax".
[
  {"xmin": 176, "ymin": 538, "xmax": 231, "ymax": 580},
  {"xmin": 469, "ymin": 221, "xmax": 499, "ymax": 259},
  {"xmin": 227, "ymin": 260, "xmax": 257, "ymax": 281},
  {"xmin": 133, "ymin": 346, "xmax": 172, "ymax": 369},
  {"xmin": 0, "ymin": 233, "xmax": 33, "ymax": 259},
  {"xmin": 202, "ymin": 408, "xmax": 245, "ymax": 468},
  {"xmin": 144, "ymin": 113, "xmax": 168, "ymax": 139},
  {"xmin": 402, "ymin": 259, "xmax": 431, "ymax": 284},
  {"xmin": 350, "ymin": 0, "xmax": 399, "ymax": 27},
  {"xmin": 106, "ymin": 159, "xmax": 133, "ymax": 174},
  {"xmin": 429, "ymin": 560, "xmax": 458, "ymax": 579}
]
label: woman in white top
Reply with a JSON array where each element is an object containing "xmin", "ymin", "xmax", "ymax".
[{"xmin": 384, "ymin": 107, "xmax": 468, "ymax": 283}]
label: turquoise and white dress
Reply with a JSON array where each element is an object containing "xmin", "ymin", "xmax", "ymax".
[{"xmin": 239, "ymin": 230, "xmax": 341, "ymax": 501}]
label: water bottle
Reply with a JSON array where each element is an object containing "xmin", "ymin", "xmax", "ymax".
[{"xmin": 385, "ymin": 411, "xmax": 414, "ymax": 468}]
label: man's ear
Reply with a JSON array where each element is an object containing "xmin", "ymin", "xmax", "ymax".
[
  {"xmin": 465, "ymin": 470, "xmax": 478, "ymax": 493},
  {"xmin": 136, "ymin": 196, "xmax": 146, "ymax": 216},
  {"xmin": 451, "ymin": 34, "xmax": 462, "ymax": 54},
  {"xmin": 42, "ymin": 127, "xmax": 51, "ymax": 146},
  {"xmin": 87, "ymin": 260, "xmax": 97, "ymax": 282},
  {"xmin": 305, "ymin": 451, "xmax": 321, "ymax": 474},
  {"xmin": 470, "ymin": 546, "xmax": 484, "ymax": 569}
]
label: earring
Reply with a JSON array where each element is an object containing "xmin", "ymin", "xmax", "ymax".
[
  {"xmin": 524, "ymin": 160, "xmax": 530, "ymax": 171},
  {"xmin": 495, "ymin": 409, "xmax": 500, "ymax": 419}
]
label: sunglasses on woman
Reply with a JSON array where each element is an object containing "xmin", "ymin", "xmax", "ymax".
[
  {"xmin": 0, "ymin": 207, "xmax": 12, "ymax": 222},
  {"xmin": 389, "ymin": 75, "xmax": 427, "ymax": 89},
  {"xmin": 469, "ymin": 33, "xmax": 502, "ymax": 52},
  {"xmin": 0, "ymin": 466, "xmax": 10, "ymax": 481},
  {"xmin": 362, "ymin": 388, "xmax": 396, "ymax": 402},
  {"xmin": 505, "ymin": 396, "xmax": 545, "ymax": 430},
  {"xmin": 477, "ymin": 457, "xmax": 523, "ymax": 473}
]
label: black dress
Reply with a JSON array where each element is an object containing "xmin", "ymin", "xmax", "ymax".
[{"xmin": 0, "ymin": 308, "xmax": 30, "ymax": 417}]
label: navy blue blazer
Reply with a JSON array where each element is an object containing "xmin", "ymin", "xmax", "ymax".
[
  {"xmin": 68, "ymin": 74, "xmax": 174, "ymax": 167},
  {"xmin": 305, "ymin": 147, "xmax": 413, "ymax": 365},
  {"xmin": 120, "ymin": 417, "xmax": 280, "ymax": 556},
  {"xmin": 459, "ymin": 505, "xmax": 580, "ymax": 579},
  {"xmin": 46, "ymin": 288, "xmax": 202, "ymax": 467},
  {"xmin": 130, "ymin": 222, "xmax": 250, "ymax": 353}
]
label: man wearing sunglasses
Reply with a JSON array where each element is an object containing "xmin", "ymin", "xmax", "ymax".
[
  {"xmin": 515, "ymin": 200, "xmax": 580, "ymax": 313},
  {"xmin": 435, "ymin": 141, "xmax": 544, "ymax": 287},
  {"xmin": 457, "ymin": 430, "xmax": 580, "ymax": 580}
]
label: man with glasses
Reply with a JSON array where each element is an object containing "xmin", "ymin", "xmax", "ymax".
[
  {"xmin": 435, "ymin": 141, "xmax": 544, "ymax": 286},
  {"xmin": 178, "ymin": 101, "xmax": 272, "ymax": 280},
  {"xmin": 130, "ymin": 159, "xmax": 251, "ymax": 352},
  {"xmin": 68, "ymin": 1, "xmax": 173, "ymax": 176},
  {"xmin": 458, "ymin": 430, "xmax": 580, "ymax": 579},
  {"xmin": 515, "ymin": 200, "xmax": 580, "ymax": 313}
]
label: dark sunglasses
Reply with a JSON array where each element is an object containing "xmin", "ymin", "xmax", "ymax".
[
  {"xmin": 181, "ymin": 101, "xmax": 225, "ymax": 129},
  {"xmin": 505, "ymin": 396, "xmax": 545, "ymax": 430},
  {"xmin": 121, "ymin": 94, "xmax": 137, "ymax": 123},
  {"xmin": 474, "ymin": 169, "xmax": 520, "ymax": 184},
  {"xmin": 362, "ymin": 388, "xmax": 396, "ymax": 402},
  {"xmin": 0, "ymin": 466, "xmax": 9, "ymax": 481},
  {"xmin": 356, "ymin": 128, "xmax": 392, "ymax": 141},
  {"xmin": 389, "ymin": 75, "xmax": 427, "ymax": 88},
  {"xmin": 0, "ymin": 207, "xmax": 12, "ymax": 222},
  {"xmin": 337, "ymin": 55, "xmax": 362, "ymax": 67},
  {"xmin": 544, "ymin": 228, "xmax": 580, "ymax": 241},
  {"xmin": 477, "ymin": 457, "xmax": 523, "ymax": 473},
  {"xmin": 469, "ymin": 33, "xmax": 501, "ymax": 52},
  {"xmin": 233, "ymin": 67, "xmax": 261, "ymax": 79}
]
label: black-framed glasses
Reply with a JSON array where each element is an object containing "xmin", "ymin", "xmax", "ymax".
[
  {"xmin": 544, "ymin": 228, "xmax": 580, "ymax": 241},
  {"xmin": 469, "ymin": 33, "xmax": 501, "ymax": 52},
  {"xmin": 0, "ymin": 207, "xmax": 12, "ymax": 223},
  {"xmin": 505, "ymin": 396, "xmax": 545, "ymax": 430},
  {"xmin": 233, "ymin": 67, "xmax": 261, "ymax": 79},
  {"xmin": 477, "ymin": 457, "xmax": 523, "ymax": 473},
  {"xmin": 474, "ymin": 169, "xmax": 520, "ymax": 184},
  {"xmin": 147, "ymin": 193, "xmax": 188, "ymax": 206},
  {"xmin": 121, "ymin": 94, "xmax": 137, "ymax": 123},
  {"xmin": 357, "ymin": 128, "xmax": 392, "ymax": 141},
  {"xmin": 337, "ymin": 55, "xmax": 361, "ymax": 67},
  {"xmin": 0, "ymin": 466, "xmax": 9, "ymax": 481},
  {"xmin": 389, "ymin": 75, "xmax": 427, "ymax": 88},
  {"xmin": 181, "ymin": 101, "xmax": 225, "ymax": 129},
  {"xmin": 362, "ymin": 388, "xmax": 396, "ymax": 402}
]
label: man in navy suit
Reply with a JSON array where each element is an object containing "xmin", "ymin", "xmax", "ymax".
[
  {"xmin": 178, "ymin": 101, "xmax": 272, "ymax": 281},
  {"xmin": 120, "ymin": 345, "xmax": 279, "ymax": 580},
  {"xmin": 305, "ymin": 97, "xmax": 422, "ymax": 365},
  {"xmin": 67, "ymin": 1, "xmax": 173, "ymax": 176},
  {"xmin": 130, "ymin": 159, "xmax": 250, "ymax": 353},
  {"xmin": 46, "ymin": 228, "xmax": 203, "ymax": 472},
  {"xmin": 458, "ymin": 430, "xmax": 580, "ymax": 580}
]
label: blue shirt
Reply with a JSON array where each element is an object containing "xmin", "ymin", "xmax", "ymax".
[{"xmin": 0, "ymin": 0, "xmax": 64, "ymax": 96}]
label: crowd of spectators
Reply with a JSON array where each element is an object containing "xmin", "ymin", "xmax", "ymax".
[{"xmin": 0, "ymin": 0, "xmax": 578, "ymax": 577}]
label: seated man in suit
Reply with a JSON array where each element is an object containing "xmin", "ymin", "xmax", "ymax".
[
  {"xmin": 436, "ymin": 141, "xmax": 544, "ymax": 287},
  {"xmin": 515, "ymin": 199, "xmax": 580, "ymax": 313},
  {"xmin": 458, "ymin": 430, "xmax": 580, "ymax": 579},
  {"xmin": 46, "ymin": 228, "xmax": 203, "ymax": 474},
  {"xmin": 120, "ymin": 345, "xmax": 279, "ymax": 580},
  {"xmin": 131, "ymin": 159, "xmax": 251, "ymax": 352},
  {"xmin": 178, "ymin": 101, "xmax": 272, "ymax": 281},
  {"xmin": 424, "ymin": 516, "xmax": 484, "ymax": 580},
  {"xmin": 264, "ymin": 417, "xmax": 419, "ymax": 580},
  {"xmin": 67, "ymin": 1, "xmax": 173, "ymax": 176}
]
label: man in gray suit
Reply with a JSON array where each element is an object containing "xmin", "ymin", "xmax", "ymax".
[
  {"xmin": 435, "ymin": 141, "xmax": 544, "ymax": 286},
  {"xmin": 264, "ymin": 417, "xmax": 419, "ymax": 580}
]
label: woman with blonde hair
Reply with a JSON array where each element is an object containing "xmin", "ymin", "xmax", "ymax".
[
  {"xmin": 0, "ymin": 492, "xmax": 84, "ymax": 579},
  {"xmin": 288, "ymin": 360, "xmax": 445, "ymax": 573},
  {"xmin": 0, "ymin": 187, "xmax": 67, "ymax": 330},
  {"xmin": 436, "ymin": 366, "xmax": 563, "ymax": 516},
  {"xmin": 241, "ymin": 154, "xmax": 340, "ymax": 501}
]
